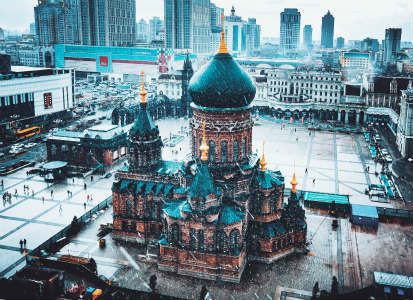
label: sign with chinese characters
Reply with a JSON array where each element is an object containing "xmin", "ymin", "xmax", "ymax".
[
  {"xmin": 44, "ymin": 92, "xmax": 52, "ymax": 109},
  {"xmin": 100, "ymin": 56, "xmax": 109, "ymax": 67}
]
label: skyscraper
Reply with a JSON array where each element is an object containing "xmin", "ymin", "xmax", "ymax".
[
  {"xmin": 336, "ymin": 37, "xmax": 345, "ymax": 49},
  {"xmin": 34, "ymin": 0, "xmax": 81, "ymax": 46},
  {"xmin": 149, "ymin": 17, "xmax": 163, "ymax": 42},
  {"xmin": 384, "ymin": 28, "xmax": 402, "ymax": 64},
  {"xmin": 321, "ymin": 11, "xmax": 334, "ymax": 49},
  {"xmin": 361, "ymin": 37, "xmax": 379, "ymax": 55},
  {"xmin": 210, "ymin": 3, "xmax": 224, "ymax": 52},
  {"xmin": 30, "ymin": 23, "xmax": 36, "ymax": 35},
  {"xmin": 79, "ymin": 0, "xmax": 136, "ymax": 46},
  {"xmin": 164, "ymin": 0, "xmax": 212, "ymax": 54},
  {"xmin": 35, "ymin": 0, "xmax": 136, "ymax": 47},
  {"xmin": 280, "ymin": 8, "xmax": 301, "ymax": 53},
  {"xmin": 303, "ymin": 25, "xmax": 312, "ymax": 49},
  {"xmin": 137, "ymin": 19, "xmax": 149, "ymax": 42}
]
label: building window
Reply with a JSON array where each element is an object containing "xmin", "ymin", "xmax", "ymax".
[
  {"xmin": 126, "ymin": 200, "xmax": 132, "ymax": 217},
  {"xmin": 190, "ymin": 228, "xmax": 196, "ymax": 250},
  {"xmin": 229, "ymin": 229, "xmax": 240, "ymax": 255},
  {"xmin": 233, "ymin": 140, "xmax": 239, "ymax": 162},
  {"xmin": 169, "ymin": 223, "xmax": 179, "ymax": 245},
  {"xmin": 198, "ymin": 230, "xmax": 204, "ymax": 251},
  {"xmin": 242, "ymin": 138, "xmax": 246, "ymax": 158},
  {"xmin": 221, "ymin": 141, "xmax": 227, "ymax": 162},
  {"xmin": 209, "ymin": 141, "xmax": 215, "ymax": 162},
  {"xmin": 216, "ymin": 230, "xmax": 227, "ymax": 253}
]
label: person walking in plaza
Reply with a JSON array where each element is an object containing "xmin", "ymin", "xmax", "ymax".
[
  {"xmin": 72, "ymin": 178, "xmax": 75, "ymax": 183},
  {"xmin": 42, "ymin": 196, "xmax": 44, "ymax": 203},
  {"xmin": 59, "ymin": 204, "xmax": 62, "ymax": 214},
  {"xmin": 84, "ymin": 202, "xmax": 87, "ymax": 209},
  {"xmin": 23, "ymin": 239, "xmax": 26, "ymax": 249},
  {"xmin": 19, "ymin": 239, "xmax": 23, "ymax": 250},
  {"xmin": 84, "ymin": 183, "xmax": 87, "ymax": 190},
  {"xmin": 87, "ymin": 194, "xmax": 90, "ymax": 202},
  {"xmin": 14, "ymin": 189, "xmax": 18, "ymax": 196},
  {"xmin": 50, "ymin": 189, "xmax": 53, "ymax": 198},
  {"xmin": 305, "ymin": 168, "xmax": 308, "ymax": 173},
  {"xmin": 313, "ymin": 178, "xmax": 316, "ymax": 184}
]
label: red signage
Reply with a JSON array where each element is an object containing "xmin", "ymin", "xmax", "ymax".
[
  {"xmin": 44, "ymin": 92, "xmax": 52, "ymax": 109},
  {"xmin": 100, "ymin": 56, "xmax": 109, "ymax": 67}
]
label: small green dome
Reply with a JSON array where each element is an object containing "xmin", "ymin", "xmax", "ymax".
[{"xmin": 188, "ymin": 52, "xmax": 256, "ymax": 109}]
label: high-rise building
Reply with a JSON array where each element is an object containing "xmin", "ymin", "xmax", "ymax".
[
  {"xmin": 245, "ymin": 18, "xmax": 261, "ymax": 54},
  {"xmin": 361, "ymin": 38, "xmax": 379, "ymax": 55},
  {"xmin": 34, "ymin": 0, "xmax": 81, "ymax": 46},
  {"xmin": 280, "ymin": 8, "xmax": 301, "ymax": 53},
  {"xmin": 321, "ymin": 11, "xmax": 334, "ymax": 49},
  {"xmin": 137, "ymin": 19, "xmax": 149, "ymax": 42},
  {"xmin": 35, "ymin": 0, "xmax": 136, "ymax": 47},
  {"xmin": 79, "ymin": 0, "xmax": 136, "ymax": 46},
  {"xmin": 384, "ymin": 28, "xmax": 402, "ymax": 64},
  {"xmin": 29, "ymin": 23, "xmax": 36, "ymax": 35},
  {"xmin": 164, "ymin": 0, "xmax": 212, "ymax": 54},
  {"xmin": 210, "ymin": 3, "xmax": 224, "ymax": 52},
  {"xmin": 336, "ymin": 37, "xmax": 344, "ymax": 49},
  {"xmin": 149, "ymin": 17, "xmax": 163, "ymax": 42},
  {"xmin": 303, "ymin": 25, "xmax": 312, "ymax": 49},
  {"xmin": 224, "ymin": 7, "xmax": 261, "ymax": 55}
]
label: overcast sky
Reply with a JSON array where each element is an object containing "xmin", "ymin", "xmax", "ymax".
[{"xmin": 1, "ymin": 0, "xmax": 412, "ymax": 42}]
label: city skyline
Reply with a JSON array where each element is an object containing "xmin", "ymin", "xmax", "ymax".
[{"xmin": 1, "ymin": 0, "xmax": 412, "ymax": 42}]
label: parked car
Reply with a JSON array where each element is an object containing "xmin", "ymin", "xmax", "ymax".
[
  {"xmin": 384, "ymin": 155, "xmax": 392, "ymax": 163},
  {"xmin": 381, "ymin": 148, "xmax": 389, "ymax": 155}
]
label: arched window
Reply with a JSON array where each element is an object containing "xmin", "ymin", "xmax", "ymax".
[
  {"xmin": 198, "ymin": 230, "xmax": 204, "ymax": 251},
  {"xmin": 229, "ymin": 229, "xmax": 240, "ymax": 255},
  {"xmin": 126, "ymin": 200, "xmax": 132, "ymax": 217},
  {"xmin": 242, "ymin": 138, "xmax": 246, "ymax": 158},
  {"xmin": 170, "ymin": 223, "xmax": 179, "ymax": 245},
  {"xmin": 216, "ymin": 230, "xmax": 227, "ymax": 253},
  {"xmin": 151, "ymin": 202, "xmax": 157, "ymax": 219},
  {"xmin": 221, "ymin": 141, "xmax": 227, "ymax": 162},
  {"xmin": 233, "ymin": 140, "xmax": 239, "ymax": 162},
  {"xmin": 189, "ymin": 228, "xmax": 196, "ymax": 250},
  {"xmin": 193, "ymin": 135, "xmax": 196, "ymax": 156},
  {"xmin": 272, "ymin": 241, "xmax": 278, "ymax": 252},
  {"xmin": 209, "ymin": 141, "xmax": 215, "ymax": 162},
  {"xmin": 51, "ymin": 144, "xmax": 57, "ymax": 156}
]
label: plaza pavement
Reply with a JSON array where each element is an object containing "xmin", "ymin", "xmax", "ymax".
[{"xmin": 0, "ymin": 168, "xmax": 113, "ymax": 277}]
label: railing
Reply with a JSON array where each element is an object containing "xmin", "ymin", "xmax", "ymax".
[{"xmin": 30, "ymin": 196, "xmax": 113, "ymax": 257}]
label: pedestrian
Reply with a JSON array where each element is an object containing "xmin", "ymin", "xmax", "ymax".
[
  {"xmin": 59, "ymin": 204, "xmax": 62, "ymax": 214},
  {"xmin": 84, "ymin": 202, "xmax": 87, "ymax": 209},
  {"xmin": 305, "ymin": 168, "xmax": 308, "ymax": 173},
  {"xmin": 296, "ymin": 137, "xmax": 298, "ymax": 142},
  {"xmin": 87, "ymin": 194, "xmax": 90, "ymax": 201},
  {"xmin": 42, "ymin": 196, "xmax": 44, "ymax": 203},
  {"xmin": 84, "ymin": 183, "xmax": 87, "ymax": 190},
  {"xmin": 313, "ymin": 178, "xmax": 316, "ymax": 184},
  {"xmin": 14, "ymin": 189, "xmax": 17, "ymax": 195},
  {"xmin": 32, "ymin": 190, "xmax": 34, "ymax": 196},
  {"xmin": 91, "ymin": 175, "xmax": 93, "ymax": 182},
  {"xmin": 1, "ymin": 179, "xmax": 3, "ymax": 187},
  {"xmin": 90, "ymin": 195, "xmax": 93, "ymax": 202},
  {"xmin": 19, "ymin": 240, "xmax": 23, "ymax": 249},
  {"xmin": 67, "ymin": 190, "xmax": 70, "ymax": 197},
  {"xmin": 23, "ymin": 239, "xmax": 26, "ymax": 248},
  {"xmin": 50, "ymin": 190, "xmax": 53, "ymax": 197},
  {"xmin": 72, "ymin": 178, "xmax": 75, "ymax": 183}
]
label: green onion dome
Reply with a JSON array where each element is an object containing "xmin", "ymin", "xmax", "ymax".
[{"xmin": 188, "ymin": 52, "xmax": 256, "ymax": 109}]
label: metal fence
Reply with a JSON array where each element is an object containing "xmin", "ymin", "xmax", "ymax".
[{"xmin": 30, "ymin": 196, "xmax": 113, "ymax": 257}]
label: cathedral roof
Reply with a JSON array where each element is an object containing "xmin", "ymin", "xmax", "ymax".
[
  {"xmin": 259, "ymin": 220, "xmax": 286, "ymax": 238},
  {"xmin": 129, "ymin": 103, "xmax": 157, "ymax": 137},
  {"xmin": 253, "ymin": 169, "xmax": 284, "ymax": 189},
  {"xmin": 188, "ymin": 52, "xmax": 256, "ymax": 110},
  {"xmin": 217, "ymin": 205, "xmax": 245, "ymax": 225},
  {"xmin": 189, "ymin": 164, "xmax": 217, "ymax": 199},
  {"xmin": 163, "ymin": 200, "xmax": 192, "ymax": 220}
]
